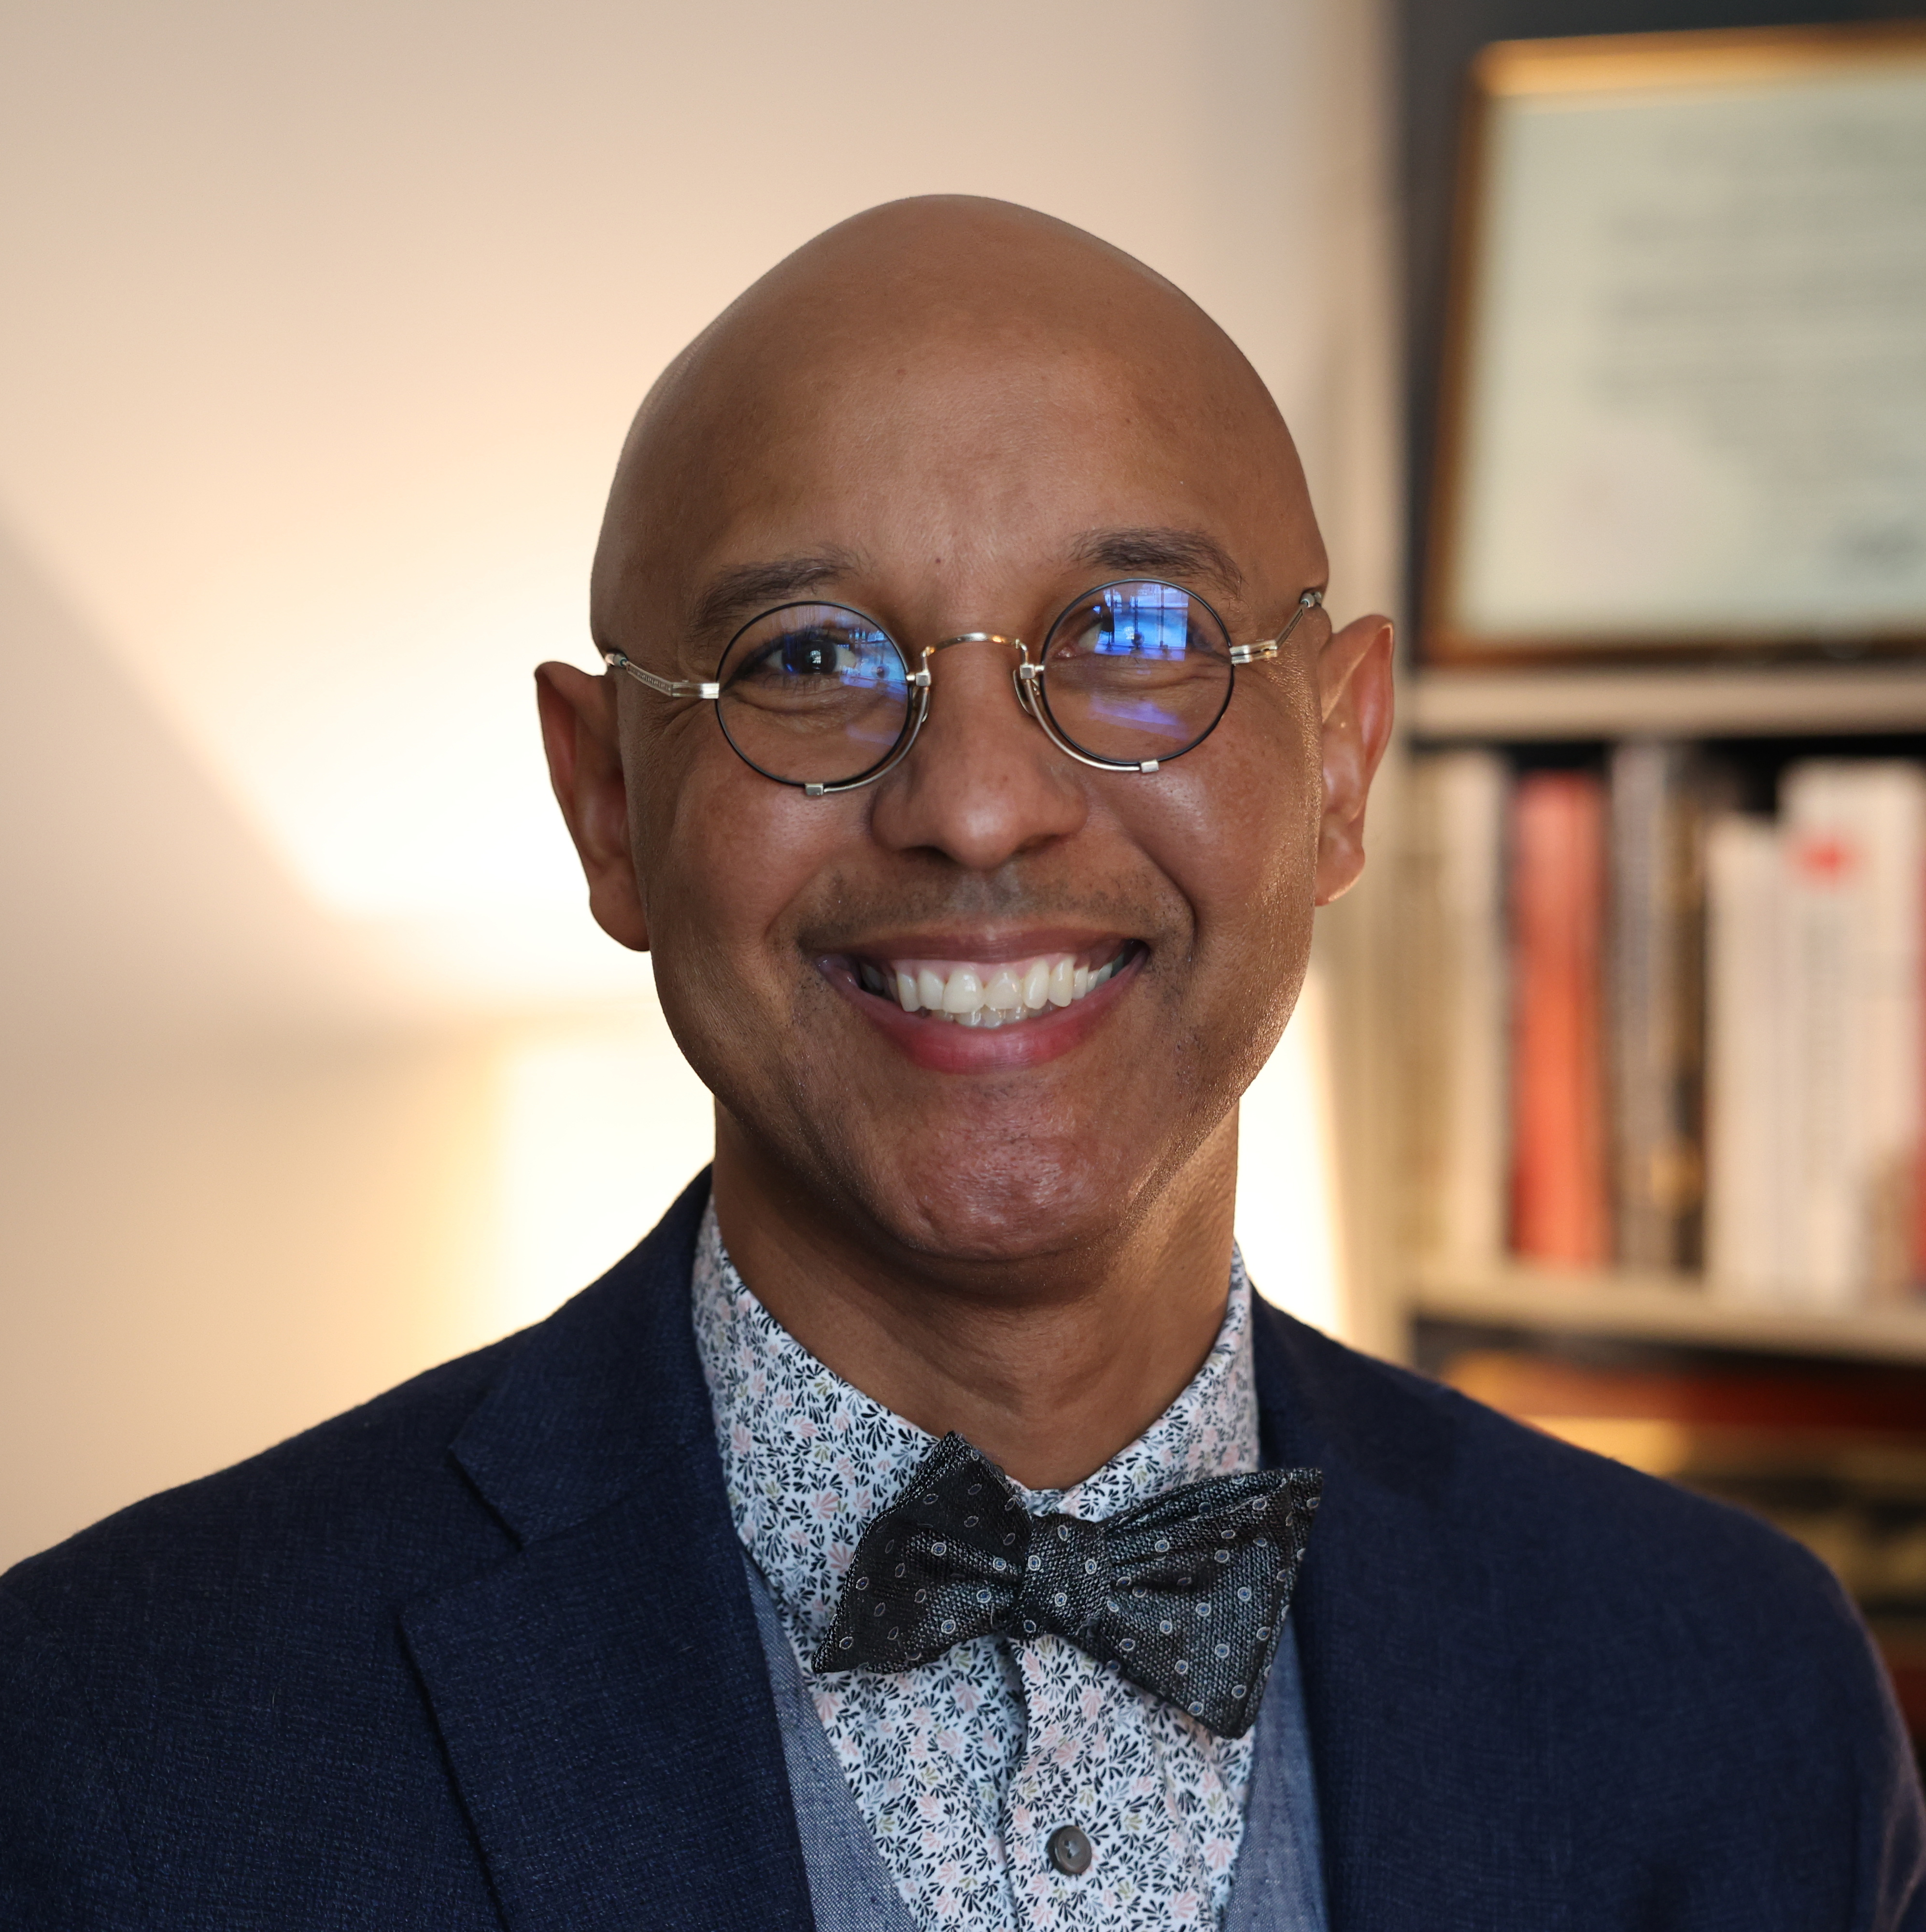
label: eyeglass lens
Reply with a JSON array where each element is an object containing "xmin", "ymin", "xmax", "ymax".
[
  {"xmin": 715, "ymin": 603, "xmax": 912, "ymax": 787},
  {"xmin": 1038, "ymin": 581, "xmax": 1233, "ymax": 767},
  {"xmin": 712, "ymin": 581, "xmax": 1235, "ymax": 788}
]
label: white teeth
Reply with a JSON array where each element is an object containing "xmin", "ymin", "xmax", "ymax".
[
  {"xmin": 871, "ymin": 949, "xmax": 1131, "ymax": 1024},
  {"xmin": 942, "ymin": 967, "xmax": 984, "ymax": 1015}
]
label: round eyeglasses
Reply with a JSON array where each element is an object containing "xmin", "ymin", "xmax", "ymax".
[{"xmin": 603, "ymin": 579, "xmax": 1325, "ymax": 797}]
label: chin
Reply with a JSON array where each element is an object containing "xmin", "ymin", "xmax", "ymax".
[{"xmin": 861, "ymin": 1140, "xmax": 1157, "ymax": 1272}]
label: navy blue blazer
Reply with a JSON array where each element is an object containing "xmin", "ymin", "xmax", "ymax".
[{"xmin": 3, "ymin": 1172, "xmax": 1922, "ymax": 1928}]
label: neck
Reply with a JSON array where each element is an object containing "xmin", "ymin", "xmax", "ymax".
[{"xmin": 708, "ymin": 1110, "xmax": 1239, "ymax": 1491}]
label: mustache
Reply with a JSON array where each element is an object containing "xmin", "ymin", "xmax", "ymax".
[{"xmin": 796, "ymin": 870, "xmax": 1174, "ymax": 953}]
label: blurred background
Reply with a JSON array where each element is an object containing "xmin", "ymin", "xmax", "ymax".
[{"xmin": 6, "ymin": 0, "xmax": 1926, "ymax": 1767}]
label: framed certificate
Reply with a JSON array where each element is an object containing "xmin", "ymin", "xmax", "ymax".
[{"xmin": 1426, "ymin": 23, "xmax": 1926, "ymax": 665}]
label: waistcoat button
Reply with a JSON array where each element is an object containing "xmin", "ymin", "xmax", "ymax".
[{"xmin": 1046, "ymin": 1825, "xmax": 1093, "ymax": 1875}]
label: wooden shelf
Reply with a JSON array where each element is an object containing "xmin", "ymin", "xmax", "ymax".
[
  {"xmin": 1410, "ymin": 1262, "xmax": 1926, "ymax": 1364},
  {"xmin": 1407, "ymin": 664, "xmax": 1926, "ymax": 742}
]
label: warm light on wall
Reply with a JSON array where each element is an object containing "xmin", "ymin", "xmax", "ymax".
[
  {"xmin": 1236, "ymin": 966, "xmax": 1350, "ymax": 1341},
  {"xmin": 490, "ymin": 992, "xmax": 714, "ymax": 1336}
]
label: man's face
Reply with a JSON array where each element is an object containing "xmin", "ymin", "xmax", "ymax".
[{"xmin": 595, "ymin": 326, "xmax": 1342, "ymax": 1275}]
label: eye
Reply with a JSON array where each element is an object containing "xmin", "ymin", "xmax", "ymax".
[
  {"xmin": 733, "ymin": 619, "xmax": 879, "ymax": 684},
  {"xmin": 768, "ymin": 626, "xmax": 854, "ymax": 678},
  {"xmin": 723, "ymin": 605, "xmax": 902, "ymax": 698}
]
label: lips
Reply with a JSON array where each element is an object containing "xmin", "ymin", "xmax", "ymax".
[{"xmin": 850, "ymin": 942, "xmax": 1135, "ymax": 1028}]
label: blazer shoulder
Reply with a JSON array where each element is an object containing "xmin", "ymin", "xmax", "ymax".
[
  {"xmin": 1254, "ymin": 1297, "xmax": 1866, "ymax": 1644},
  {"xmin": 1255, "ymin": 1302, "xmax": 1925, "ymax": 1925}
]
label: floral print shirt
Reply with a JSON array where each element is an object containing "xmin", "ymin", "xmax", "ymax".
[{"xmin": 691, "ymin": 1200, "xmax": 1263, "ymax": 1931}]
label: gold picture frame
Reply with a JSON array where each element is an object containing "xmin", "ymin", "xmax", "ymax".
[{"xmin": 1425, "ymin": 22, "xmax": 1926, "ymax": 668}]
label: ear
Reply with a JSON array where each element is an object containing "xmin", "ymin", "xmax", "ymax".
[
  {"xmin": 535, "ymin": 663, "xmax": 650, "ymax": 951},
  {"xmin": 1313, "ymin": 613, "xmax": 1396, "ymax": 906}
]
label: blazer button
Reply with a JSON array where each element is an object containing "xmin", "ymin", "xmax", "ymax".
[{"xmin": 1047, "ymin": 1825, "xmax": 1093, "ymax": 1875}]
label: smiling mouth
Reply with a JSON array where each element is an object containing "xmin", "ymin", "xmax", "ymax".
[{"xmin": 845, "ymin": 941, "xmax": 1141, "ymax": 1027}]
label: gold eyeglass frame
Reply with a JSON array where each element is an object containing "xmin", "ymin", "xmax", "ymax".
[{"xmin": 603, "ymin": 582, "xmax": 1325, "ymax": 797}]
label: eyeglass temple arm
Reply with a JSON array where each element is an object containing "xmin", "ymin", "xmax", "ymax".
[
  {"xmin": 1228, "ymin": 588, "xmax": 1323, "ymax": 665},
  {"xmin": 602, "ymin": 651, "xmax": 721, "ymax": 701}
]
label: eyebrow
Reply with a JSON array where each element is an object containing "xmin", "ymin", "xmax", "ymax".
[
  {"xmin": 1068, "ymin": 526, "xmax": 1246, "ymax": 598},
  {"xmin": 689, "ymin": 550, "xmax": 863, "ymax": 639},
  {"xmin": 684, "ymin": 526, "xmax": 1246, "ymax": 643}
]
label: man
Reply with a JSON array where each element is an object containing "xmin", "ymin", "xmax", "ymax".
[{"xmin": 1, "ymin": 198, "xmax": 1919, "ymax": 1930}]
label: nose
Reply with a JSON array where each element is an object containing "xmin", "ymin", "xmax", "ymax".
[{"xmin": 867, "ymin": 633, "xmax": 1087, "ymax": 871}]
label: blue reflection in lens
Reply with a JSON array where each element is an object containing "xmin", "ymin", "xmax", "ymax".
[
  {"xmin": 1040, "ymin": 579, "xmax": 1232, "ymax": 762},
  {"xmin": 1077, "ymin": 695, "xmax": 1202, "ymax": 743},
  {"xmin": 1092, "ymin": 583, "xmax": 1193, "ymax": 658}
]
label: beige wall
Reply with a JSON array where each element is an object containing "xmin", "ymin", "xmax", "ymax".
[
  {"xmin": 0, "ymin": 0, "xmax": 1399, "ymax": 1570},
  {"xmin": 1, "ymin": 1041, "xmax": 495, "ymax": 1567}
]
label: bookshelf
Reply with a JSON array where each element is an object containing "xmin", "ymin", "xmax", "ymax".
[
  {"xmin": 1406, "ymin": 1264, "xmax": 1926, "ymax": 1368},
  {"xmin": 1383, "ymin": 655, "xmax": 1926, "ymax": 1366},
  {"xmin": 1372, "ymin": 721, "xmax": 1926, "ymax": 1375},
  {"xmin": 1411, "ymin": 666, "xmax": 1926, "ymax": 744}
]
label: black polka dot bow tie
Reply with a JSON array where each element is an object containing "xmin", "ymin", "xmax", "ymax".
[{"xmin": 813, "ymin": 1433, "xmax": 1321, "ymax": 1738}]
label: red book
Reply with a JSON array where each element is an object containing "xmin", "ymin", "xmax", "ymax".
[{"xmin": 1510, "ymin": 772, "xmax": 1610, "ymax": 1266}]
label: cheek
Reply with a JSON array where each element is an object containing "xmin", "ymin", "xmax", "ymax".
[
  {"xmin": 1106, "ymin": 691, "xmax": 1322, "ymax": 1112},
  {"xmin": 628, "ymin": 722, "xmax": 856, "ymax": 1056},
  {"xmin": 1128, "ymin": 687, "xmax": 1322, "ymax": 969}
]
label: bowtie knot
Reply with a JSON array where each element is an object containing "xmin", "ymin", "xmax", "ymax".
[{"xmin": 814, "ymin": 1433, "xmax": 1320, "ymax": 1738}]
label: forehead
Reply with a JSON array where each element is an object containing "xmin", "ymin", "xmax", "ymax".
[
  {"xmin": 732, "ymin": 330, "xmax": 1281, "ymax": 538},
  {"xmin": 601, "ymin": 278, "xmax": 1319, "ymax": 642}
]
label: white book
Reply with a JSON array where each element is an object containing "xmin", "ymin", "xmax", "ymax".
[
  {"xmin": 1408, "ymin": 751, "xmax": 1509, "ymax": 1268},
  {"xmin": 1704, "ymin": 814, "xmax": 1791, "ymax": 1304},
  {"xmin": 1781, "ymin": 762, "xmax": 1926, "ymax": 1306}
]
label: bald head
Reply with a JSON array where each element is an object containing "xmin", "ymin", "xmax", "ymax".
[{"xmin": 591, "ymin": 196, "xmax": 1320, "ymax": 648}]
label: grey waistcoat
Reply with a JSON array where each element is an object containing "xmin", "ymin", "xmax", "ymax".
[{"xmin": 746, "ymin": 1560, "xmax": 1326, "ymax": 1932}]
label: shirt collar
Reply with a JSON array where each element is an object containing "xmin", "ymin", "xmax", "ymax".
[{"xmin": 691, "ymin": 1199, "xmax": 1261, "ymax": 1648}]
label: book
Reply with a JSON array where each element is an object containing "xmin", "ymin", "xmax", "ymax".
[
  {"xmin": 1510, "ymin": 771, "xmax": 1610, "ymax": 1267},
  {"xmin": 1406, "ymin": 752, "xmax": 1509, "ymax": 1266},
  {"xmin": 1704, "ymin": 814, "xmax": 1792, "ymax": 1302},
  {"xmin": 1608, "ymin": 741, "xmax": 1707, "ymax": 1272},
  {"xmin": 1706, "ymin": 766, "xmax": 1926, "ymax": 1309},
  {"xmin": 1781, "ymin": 762, "xmax": 1926, "ymax": 1306}
]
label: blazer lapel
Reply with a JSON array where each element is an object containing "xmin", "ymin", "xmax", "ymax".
[
  {"xmin": 402, "ymin": 1174, "xmax": 816, "ymax": 1932},
  {"xmin": 1254, "ymin": 1304, "xmax": 1572, "ymax": 1932}
]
